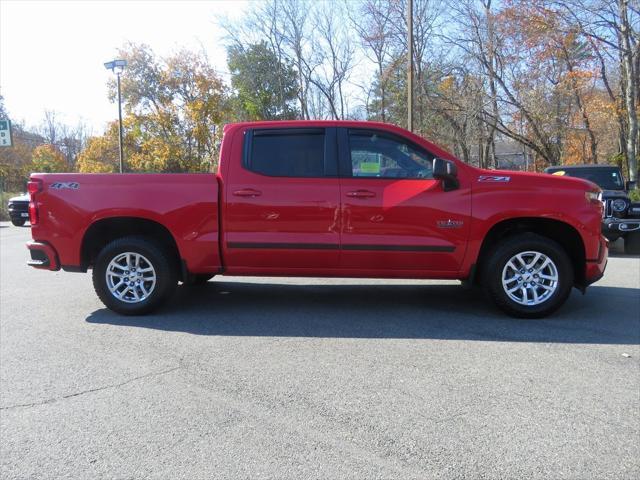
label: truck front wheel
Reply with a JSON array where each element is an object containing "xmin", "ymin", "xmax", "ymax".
[
  {"xmin": 92, "ymin": 236, "xmax": 177, "ymax": 315},
  {"xmin": 483, "ymin": 234, "xmax": 574, "ymax": 318}
]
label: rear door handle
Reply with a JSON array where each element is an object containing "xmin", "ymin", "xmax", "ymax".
[
  {"xmin": 346, "ymin": 190, "xmax": 376, "ymax": 199},
  {"xmin": 233, "ymin": 188, "xmax": 262, "ymax": 197}
]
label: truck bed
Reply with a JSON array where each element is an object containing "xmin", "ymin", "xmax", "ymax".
[{"xmin": 29, "ymin": 173, "xmax": 221, "ymax": 273}]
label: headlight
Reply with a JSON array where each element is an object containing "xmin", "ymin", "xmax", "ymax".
[
  {"xmin": 585, "ymin": 191, "xmax": 601, "ymax": 203},
  {"xmin": 611, "ymin": 198, "xmax": 628, "ymax": 212}
]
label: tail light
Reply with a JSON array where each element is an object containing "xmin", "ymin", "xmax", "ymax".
[{"xmin": 27, "ymin": 179, "xmax": 43, "ymax": 225}]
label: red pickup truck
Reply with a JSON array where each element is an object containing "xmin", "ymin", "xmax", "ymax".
[{"xmin": 26, "ymin": 121, "xmax": 608, "ymax": 318}]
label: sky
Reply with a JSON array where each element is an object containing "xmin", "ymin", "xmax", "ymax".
[{"xmin": 0, "ymin": 0, "xmax": 249, "ymax": 133}]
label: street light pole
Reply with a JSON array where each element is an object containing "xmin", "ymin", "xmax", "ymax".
[
  {"xmin": 407, "ymin": 0, "xmax": 414, "ymax": 133},
  {"xmin": 116, "ymin": 71, "xmax": 124, "ymax": 174},
  {"xmin": 104, "ymin": 59, "xmax": 127, "ymax": 173}
]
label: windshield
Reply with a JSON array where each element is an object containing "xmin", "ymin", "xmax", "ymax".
[{"xmin": 547, "ymin": 167, "xmax": 624, "ymax": 190}]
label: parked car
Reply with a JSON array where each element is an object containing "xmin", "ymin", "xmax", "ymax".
[
  {"xmin": 25, "ymin": 121, "xmax": 607, "ymax": 318},
  {"xmin": 7, "ymin": 193, "xmax": 30, "ymax": 226},
  {"xmin": 544, "ymin": 164, "xmax": 640, "ymax": 254}
]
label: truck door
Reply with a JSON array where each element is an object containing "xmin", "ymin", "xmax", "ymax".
[
  {"xmin": 337, "ymin": 128, "xmax": 471, "ymax": 273},
  {"xmin": 223, "ymin": 127, "xmax": 341, "ymax": 274}
]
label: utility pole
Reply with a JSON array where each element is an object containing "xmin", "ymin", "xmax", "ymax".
[
  {"xmin": 116, "ymin": 72, "xmax": 124, "ymax": 173},
  {"xmin": 407, "ymin": 0, "xmax": 414, "ymax": 132}
]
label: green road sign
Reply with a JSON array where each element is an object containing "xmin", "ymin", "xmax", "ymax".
[{"xmin": 0, "ymin": 119, "xmax": 12, "ymax": 147}]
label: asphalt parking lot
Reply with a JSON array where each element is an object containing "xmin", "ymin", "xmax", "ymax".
[{"xmin": 1, "ymin": 222, "xmax": 639, "ymax": 479}]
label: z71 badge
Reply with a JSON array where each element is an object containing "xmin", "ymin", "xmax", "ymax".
[
  {"xmin": 50, "ymin": 182, "xmax": 80, "ymax": 190},
  {"xmin": 478, "ymin": 175, "xmax": 510, "ymax": 182}
]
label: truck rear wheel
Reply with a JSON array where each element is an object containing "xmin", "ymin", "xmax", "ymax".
[
  {"xmin": 11, "ymin": 218, "xmax": 26, "ymax": 227},
  {"xmin": 483, "ymin": 234, "xmax": 573, "ymax": 318},
  {"xmin": 92, "ymin": 236, "xmax": 177, "ymax": 315}
]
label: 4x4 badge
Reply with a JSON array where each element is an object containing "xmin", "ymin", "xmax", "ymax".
[{"xmin": 50, "ymin": 182, "xmax": 79, "ymax": 190}]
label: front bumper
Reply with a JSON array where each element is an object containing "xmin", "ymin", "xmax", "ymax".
[
  {"xmin": 603, "ymin": 217, "xmax": 640, "ymax": 234},
  {"xmin": 8, "ymin": 203, "xmax": 29, "ymax": 221},
  {"xmin": 583, "ymin": 235, "xmax": 608, "ymax": 287},
  {"xmin": 26, "ymin": 241, "xmax": 60, "ymax": 271}
]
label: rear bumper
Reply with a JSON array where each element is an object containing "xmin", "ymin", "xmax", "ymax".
[
  {"xmin": 583, "ymin": 235, "xmax": 608, "ymax": 287},
  {"xmin": 26, "ymin": 241, "xmax": 60, "ymax": 271}
]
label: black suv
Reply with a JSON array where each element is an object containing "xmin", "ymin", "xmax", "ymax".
[
  {"xmin": 6, "ymin": 193, "xmax": 30, "ymax": 226},
  {"xmin": 545, "ymin": 165, "xmax": 640, "ymax": 254}
]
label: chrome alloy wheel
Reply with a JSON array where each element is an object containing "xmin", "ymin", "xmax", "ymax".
[
  {"xmin": 105, "ymin": 252, "xmax": 157, "ymax": 303},
  {"xmin": 501, "ymin": 251, "xmax": 559, "ymax": 306}
]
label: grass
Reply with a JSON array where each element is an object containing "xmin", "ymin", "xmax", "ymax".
[{"xmin": 0, "ymin": 191, "xmax": 22, "ymax": 221}]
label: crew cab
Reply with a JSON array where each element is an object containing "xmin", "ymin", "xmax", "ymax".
[{"xmin": 26, "ymin": 121, "xmax": 608, "ymax": 318}]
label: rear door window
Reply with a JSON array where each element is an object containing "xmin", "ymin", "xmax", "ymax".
[{"xmin": 245, "ymin": 128, "xmax": 328, "ymax": 177}]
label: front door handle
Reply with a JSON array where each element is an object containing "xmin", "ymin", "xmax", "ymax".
[
  {"xmin": 233, "ymin": 188, "xmax": 262, "ymax": 197},
  {"xmin": 346, "ymin": 190, "xmax": 376, "ymax": 199}
]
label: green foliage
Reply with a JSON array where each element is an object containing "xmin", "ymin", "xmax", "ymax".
[
  {"xmin": 227, "ymin": 42, "xmax": 299, "ymax": 121},
  {"xmin": 0, "ymin": 123, "xmax": 39, "ymax": 191},
  {"xmin": 629, "ymin": 188, "xmax": 640, "ymax": 202},
  {"xmin": 0, "ymin": 191, "xmax": 21, "ymax": 221},
  {"xmin": 76, "ymin": 121, "xmax": 119, "ymax": 173},
  {"xmin": 31, "ymin": 144, "xmax": 68, "ymax": 173}
]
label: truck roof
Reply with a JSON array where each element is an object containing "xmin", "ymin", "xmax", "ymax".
[
  {"xmin": 224, "ymin": 119, "xmax": 391, "ymax": 129},
  {"xmin": 222, "ymin": 120, "xmax": 458, "ymax": 162}
]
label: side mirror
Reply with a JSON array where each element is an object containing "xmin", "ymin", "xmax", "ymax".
[
  {"xmin": 626, "ymin": 180, "xmax": 637, "ymax": 191},
  {"xmin": 432, "ymin": 158, "xmax": 459, "ymax": 191}
]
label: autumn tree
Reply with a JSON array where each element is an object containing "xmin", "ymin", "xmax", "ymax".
[
  {"xmin": 31, "ymin": 144, "xmax": 68, "ymax": 173},
  {"xmin": 76, "ymin": 121, "xmax": 121, "ymax": 173},
  {"xmin": 79, "ymin": 43, "xmax": 228, "ymax": 173},
  {"xmin": 544, "ymin": 0, "xmax": 639, "ymax": 179},
  {"xmin": 37, "ymin": 110, "xmax": 90, "ymax": 170},
  {"xmin": 73, "ymin": 1, "xmax": 637, "ymax": 177}
]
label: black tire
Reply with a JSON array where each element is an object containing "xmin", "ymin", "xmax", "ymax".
[
  {"xmin": 624, "ymin": 232, "xmax": 640, "ymax": 255},
  {"xmin": 482, "ymin": 233, "xmax": 574, "ymax": 318},
  {"xmin": 11, "ymin": 218, "xmax": 26, "ymax": 227},
  {"xmin": 92, "ymin": 236, "xmax": 177, "ymax": 315}
]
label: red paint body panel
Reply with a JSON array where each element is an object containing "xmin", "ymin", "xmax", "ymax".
[
  {"xmin": 29, "ymin": 173, "xmax": 220, "ymax": 273},
  {"xmin": 338, "ymin": 176, "xmax": 471, "ymax": 272},
  {"xmin": 220, "ymin": 125, "xmax": 340, "ymax": 271},
  {"xmin": 28, "ymin": 120, "xmax": 607, "ymax": 287}
]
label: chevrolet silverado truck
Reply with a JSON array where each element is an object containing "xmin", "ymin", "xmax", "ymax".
[
  {"xmin": 26, "ymin": 121, "xmax": 608, "ymax": 318},
  {"xmin": 544, "ymin": 164, "xmax": 640, "ymax": 254}
]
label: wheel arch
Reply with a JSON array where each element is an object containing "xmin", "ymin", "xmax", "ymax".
[
  {"xmin": 475, "ymin": 217, "xmax": 586, "ymax": 286},
  {"xmin": 81, "ymin": 216, "xmax": 181, "ymax": 275}
]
